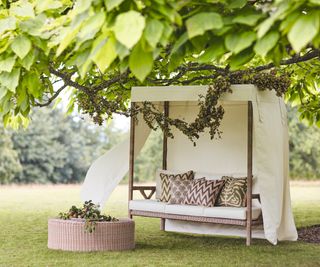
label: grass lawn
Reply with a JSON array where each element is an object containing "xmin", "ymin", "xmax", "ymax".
[{"xmin": 0, "ymin": 182, "xmax": 319, "ymax": 267}]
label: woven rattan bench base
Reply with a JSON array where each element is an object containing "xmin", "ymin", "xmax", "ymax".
[
  {"xmin": 48, "ymin": 218, "xmax": 135, "ymax": 251},
  {"xmin": 130, "ymin": 210, "xmax": 263, "ymax": 226}
]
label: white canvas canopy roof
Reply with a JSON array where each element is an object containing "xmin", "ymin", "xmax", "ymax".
[{"xmin": 81, "ymin": 84, "xmax": 298, "ymax": 245}]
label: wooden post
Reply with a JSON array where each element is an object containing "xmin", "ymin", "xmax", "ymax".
[
  {"xmin": 246, "ymin": 101, "xmax": 253, "ymax": 246},
  {"xmin": 161, "ymin": 101, "xmax": 169, "ymax": 230},
  {"xmin": 128, "ymin": 103, "xmax": 135, "ymax": 219},
  {"xmin": 162, "ymin": 101, "xmax": 169, "ymax": 170}
]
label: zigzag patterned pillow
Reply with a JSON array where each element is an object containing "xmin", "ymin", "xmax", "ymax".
[
  {"xmin": 159, "ymin": 171, "xmax": 194, "ymax": 202},
  {"xmin": 216, "ymin": 176, "xmax": 247, "ymax": 207},
  {"xmin": 183, "ymin": 178, "xmax": 225, "ymax": 207}
]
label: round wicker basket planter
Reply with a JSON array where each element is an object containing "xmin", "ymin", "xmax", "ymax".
[{"xmin": 48, "ymin": 218, "xmax": 135, "ymax": 251}]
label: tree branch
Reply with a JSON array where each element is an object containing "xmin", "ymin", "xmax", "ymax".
[
  {"xmin": 48, "ymin": 66, "xmax": 91, "ymax": 95},
  {"xmin": 34, "ymin": 84, "xmax": 67, "ymax": 107},
  {"xmin": 252, "ymin": 49, "xmax": 320, "ymax": 72}
]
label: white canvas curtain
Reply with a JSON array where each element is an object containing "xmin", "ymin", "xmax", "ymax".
[{"xmin": 80, "ymin": 112, "xmax": 151, "ymax": 206}]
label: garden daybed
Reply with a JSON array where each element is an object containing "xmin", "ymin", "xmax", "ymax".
[{"xmin": 81, "ymin": 85, "xmax": 298, "ymax": 246}]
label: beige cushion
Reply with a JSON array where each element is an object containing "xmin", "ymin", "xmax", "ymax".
[
  {"xmin": 155, "ymin": 169, "xmax": 190, "ymax": 199},
  {"xmin": 203, "ymin": 206, "xmax": 261, "ymax": 220},
  {"xmin": 165, "ymin": 204, "xmax": 204, "ymax": 216},
  {"xmin": 184, "ymin": 178, "xmax": 225, "ymax": 207},
  {"xmin": 129, "ymin": 200, "xmax": 166, "ymax": 213},
  {"xmin": 216, "ymin": 176, "xmax": 247, "ymax": 207},
  {"xmin": 159, "ymin": 170, "xmax": 194, "ymax": 202},
  {"xmin": 168, "ymin": 176, "xmax": 193, "ymax": 204}
]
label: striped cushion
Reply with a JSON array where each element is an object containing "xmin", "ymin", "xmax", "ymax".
[
  {"xmin": 216, "ymin": 176, "xmax": 247, "ymax": 207},
  {"xmin": 184, "ymin": 178, "xmax": 225, "ymax": 207},
  {"xmin": 160, "ymin": 171, "xmax": 194, "ymax": 202}
]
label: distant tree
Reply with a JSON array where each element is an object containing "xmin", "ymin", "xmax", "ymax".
[
  {"xmin": 288, "ymin": 107, "xmax": 320, "ymax": 180},
  {"xmin": 134, "ymin": 129, "xmax": 162, "ymax": 182},
  {"xmin": 0, "ymin": 126, "xmax": 22, "ymax": 184},
  {"xmin": 11, "ymin": 107, "xmax": 107, "ymax": 183}
]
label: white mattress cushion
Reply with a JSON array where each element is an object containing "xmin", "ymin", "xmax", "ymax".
[
  {"xmin": 129, "ymin": 200, "xmax": 166, "ymax": 213},
  {"xmin": 165, "ymin": 204, "xmax": 204, "ymax": 216},
  {"xmin": 203, "ymin": 206, "xmax": 261, "ymax": 220},
  {"xmin": 130, "ymin": 200, "xmax": 261, "ymax": 220}
]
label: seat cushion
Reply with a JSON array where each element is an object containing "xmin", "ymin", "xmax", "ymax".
[
  {"xmin": 129, "ymin": 200, "xmax": 166, "ymax": 213},
  {"xmin": 129, "ymin": 200, "xmax": 262, "ymax": 221},
  {"xmin": 203, "ymin": 206, "xmax": 261, "ymax": 220},
  {"xmin": 165, "ymin": 204, "xmax": 204, "ymax": 216}
]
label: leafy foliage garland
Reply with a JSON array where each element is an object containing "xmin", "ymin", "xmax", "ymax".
[
  {"xmin": 77, "ymin": 71, "xmax": 291, "ymax": 143},
  {"xmin": 59, "ymin": 201, "xmax": 118, "ymax": 233}
]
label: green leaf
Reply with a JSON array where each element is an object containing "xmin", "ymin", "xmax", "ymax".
[
  {"xmin": 186, "ymin": 12, "xmax": 223, "ymax": 39},
  {"xmin": 168, "ymin": 49, "xmax": 185, "ymax": 72},
  {"xmin": 23, "ymin": 72, "xmax": 41, "ymax": 98},
  {"xmin": 115, "ymin": 42, "xmax": 129, "ymax": 60},
  {"xmin": 257, "ymin": 2, "xmax": 290, "ymax": 38},
  {"xmin": 10, "ymin": 2, "xmax": 35, "ymax": 18},
  {"xmin": 0, "ymin": 56, "xmax": 16, "ymax": 72},
  {"xmin": 197, "ymin": 41, "xmax": 226, "ymax": 63},
  {"xmin": 56, "ymin": 13, "xmax": 87, "ymax": 56},
  {"xmin": 78, "ymin": 12, "xmax": 105, "ymax": 43},
  {"xmin": 105, "ymin": 0, "xmax": 125, "ymax": 11},
  {"xmin": 72, "ymin": 0, "xmax": 92, "ymax": 16},
  {"xmin": 254, "ymin": 31, "xmax": 279, "ymax": 57},
  {"xmin": 114, "ymin": 11, "xmax": 146, "ymax": 49},
  {"xmin": 92, "ymin": 37, "xmax": 117, "ymax": 72},
  {"xmin": 35, "ymin": 0, "xmax": 62, "ymax": 13},
  {"xmin": 171, "ymin": 32, "xmax": 188, "ymax": 54},
  {"xmin": 129, "ymin": 42, "xmax": 153, "ymax": 82},
  {"xmin": 0, "ymin": 68, "xmax": 20, "ymax": 93},
  {"xmin": 20, "ymin": 14, "xmax": 46, "ymax": 37},
  {"xmin": 288, "ymin": 12, "xmax": 320, "ymax": 52},
  {"xmin": 233, "ymin": 14, "xmax": 262, "ymax": 26},
  {"xmin": 280, "ymin": 12, "xmax": 300, "ymax": 34},
  {"xmin": 225, "ymin": 31, "xmax": 256, "ymax": 54},
  {"xmin": 229, "ymin": 48, "xmax": 254, "ymax": 70},
  {"xmin": 144, "ymin": 19, "xmax": 164, "ymax": 48},
  {"xmin": 11, "ymin": 36, "xmax": 32, "ymax": 59},
  {"xmin": 0, "ymin": 17, "xmax": 16, "ymax": 35},
  {"xmin": 0, "ymin": 86, "xmax": 8, "ymax": 100},
  {"xmin": 20, "ymin": 51, "xmax": 35, "ymax": 71},
  {"xmin": 227, "ymin": 0, "xmax": 247, "ymax": 9},
  {"xmin": 160, "ymin": 22, "xmax": 173, "ymax": 47}
]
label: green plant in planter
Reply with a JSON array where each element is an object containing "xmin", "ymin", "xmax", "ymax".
[{"xmin": 58, "ymin": 200, "xmax": 118, "ymax": 233}]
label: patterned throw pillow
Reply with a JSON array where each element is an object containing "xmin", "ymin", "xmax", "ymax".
[
  {"xmin": 183, "ymin": 178, "xmax": 225, "ymax": 207},
  {"xmin": 160, "ymin": 171, "xmax": 194, "ymax": 202},
  {"xmin": 168, "ymin": 176, "xmax": 193, "ymax": 204},
  {"xmin": 216, "ymin": 176, "xmax": 247, "ymax": 207}
]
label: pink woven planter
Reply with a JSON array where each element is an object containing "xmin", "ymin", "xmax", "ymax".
[{"xmin": 48, "ymin": 218, "xmax": 135, "ymax": 251}]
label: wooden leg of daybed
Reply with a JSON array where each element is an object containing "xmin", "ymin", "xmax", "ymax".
[
  {"xmin": 246, "ymin": 222, "xmax": 252, "ymax": 246},
  {"xmin": 160, "ymin": 218, "xmax": 165, "ymax": 231}
]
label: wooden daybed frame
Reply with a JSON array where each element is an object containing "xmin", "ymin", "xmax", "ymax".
[{"xmin": 128, "ymin": 101, "xmax": 263, "ymax": 246}]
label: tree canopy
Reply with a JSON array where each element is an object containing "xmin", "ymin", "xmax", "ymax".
[{"xmin": 0, "ymin": 0, "xmax": 319, "ymax": 136}]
